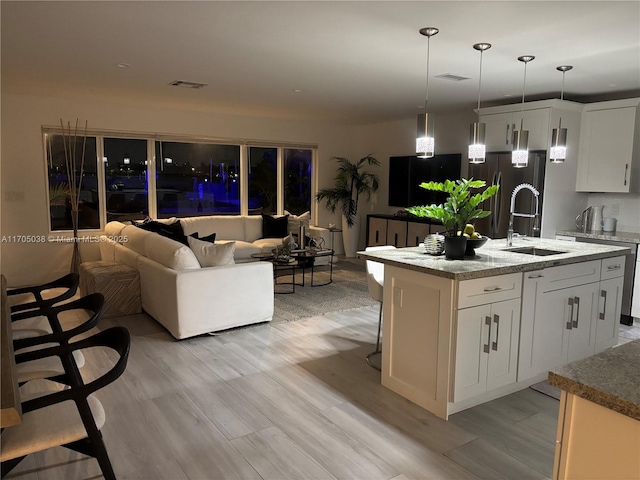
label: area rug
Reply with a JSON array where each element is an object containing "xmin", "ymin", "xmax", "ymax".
[
  {"xmin": 272, "ymin": 258, "xmax": 378, "ymax": 323},
  {"xmin": 529, "ymin": 380, "xmax": 561, "ymax": 400}
]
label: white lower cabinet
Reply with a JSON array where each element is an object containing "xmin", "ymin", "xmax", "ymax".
[
  {"xmin": 595, "ymin": 276, "xmax": 623, "ymax": 351},
  {"xmin": 454, "ymin": 298, "xmax": 521, "ymax": 402}
]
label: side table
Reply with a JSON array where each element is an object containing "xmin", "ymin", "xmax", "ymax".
[{"xmin": 79, "ymin": 261, "xmax": 141, "ymax": 317}]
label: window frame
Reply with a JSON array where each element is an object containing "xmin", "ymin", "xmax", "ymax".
[{"xmin": 42, "ymin": 127, "xmax": 318, "ymax": 233}]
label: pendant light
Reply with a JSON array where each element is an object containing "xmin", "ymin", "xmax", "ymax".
[
  {"xmin": 469, "ymin": 42, "xmax": 492, "ymax": 164},
  {"xmin": 512, "ymin": 55, "xmax": 535, "ymax": 168},
  {"xmin": 416, "ymin": 27, "xmax": 439, "ymax": 159},
  {"xmin": 550, "ymin": 65, "xmax": 573, "ymax": 163}
]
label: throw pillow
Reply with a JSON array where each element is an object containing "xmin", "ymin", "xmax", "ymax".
[
  {"xmin": 262, "ymin": 213, "xmax": 289, "ymax": 238},
  {"xmin": 187, "ymin": 237, "xmax": 236, "ymax": 267},
  {"xmin": 284, "ymin": 210, "xmax": 310, "ymax": 234},
  {"xmin": 136, "ymin": 219, "xmax": 188, "ymax": 245},
  {"xmin": 190, "ymin": 232, "xmax": 217, "ymax": 243}
]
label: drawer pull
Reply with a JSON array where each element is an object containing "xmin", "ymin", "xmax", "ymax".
[
  {"xmin": 483, "ymin": 286, "xmax": 502, "ymax": 292},
  {"xmin": 573, "ymin": 296, "xmax": 580, "ymax": 329},
  {"xmin": 528, "ymin": 274, "xmax": 544, "ymax": 279},
  {"xmin": 484, "ymin": 316, "xmax": 491, "ymax": 353},
  {"xmin": 607, "ymin": 265, "xmax": 621, "ymax": 271},
  {"xmin": 567, "ymin": 297, "xmax": 574, "ymax": 330},
  {"xmin": 599, "ymin": 290, "xmax": 607, "ymax": 320},
  {"xmin": 624, "ymin": 163, "xmax": 629, "ymax": 186},
  {"xmin": 492, "ymin": 314, "xmax": 500, "ymax": 351}
]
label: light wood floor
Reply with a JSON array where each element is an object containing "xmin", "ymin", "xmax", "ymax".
[{"xmin": 6, "ymin": 299, "xmax": 562, "ymax": 480}]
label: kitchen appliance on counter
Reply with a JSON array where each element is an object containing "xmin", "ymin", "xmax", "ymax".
[
  {"xmin": 575, "ymin": 236, "xmax": 637, "ymax": 325},
  {"xmin": 469, "ymin": 151, "xmax": 545, "ymax": 239},
  {"xmin": 575, "ymin": 205, "xmax": 604, "ymax": 233}
]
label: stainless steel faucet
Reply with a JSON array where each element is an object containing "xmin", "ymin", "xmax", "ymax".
[{"xmin": 507, "ymin": 183, "xmax": 540, "ymax": 247}]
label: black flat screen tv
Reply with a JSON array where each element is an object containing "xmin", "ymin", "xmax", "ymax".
[{"xmin": 388, "ymin": 153, "xmax": 462, "ymax": 207}]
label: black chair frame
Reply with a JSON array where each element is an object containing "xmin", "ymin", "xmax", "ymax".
[
  {"xmin": 8, "ymin": 273, "xmax": 79, "ymax": 314},
  {"xmin": 2, "ymin": 326, "xmax": 131, "ymax": 480}
]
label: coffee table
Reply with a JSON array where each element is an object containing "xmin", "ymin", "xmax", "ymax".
[{"xmin": 290, "ymin": 249, "xmax": 334, "ymax": 287}]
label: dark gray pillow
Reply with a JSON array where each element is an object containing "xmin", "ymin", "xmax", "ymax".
[{"xmin": 262, "ymin": 214, "xmax": 289, "ymax": 238}]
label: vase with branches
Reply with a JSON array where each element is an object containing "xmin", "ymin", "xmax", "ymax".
[{"xmin": 58, "ymin": 119, "xmax": 89, "ymax": 273}]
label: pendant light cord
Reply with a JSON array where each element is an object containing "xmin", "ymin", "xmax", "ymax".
[
  {"xmin": 561, "ymin": 70, "xmax": 565, "ymax": 100},
  {"xmin": 477, "ymin": 49, "xmax": 484, "ymax": 117},
  {"xmin": 425, "ymin": 35, "xmax": 431, "ymax": 110},
  {"xmin": 520, "ymin": 61, "xmax": 528, "ymax": 114}
]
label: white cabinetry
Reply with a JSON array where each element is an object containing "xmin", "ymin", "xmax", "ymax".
[
  {"xmin": 519, "ymin": 257, "xmax": 625, "ymax": 382},
  {"xmin": 519, "ymin": 261, "xmax": 601, "ymax": 381},
  {"xmin": 482, "ymin": 108, "xmax": 550, "ymax": 152},
  {"xmin": 454, "ymin": 273, "xmax": 522, "ymax": 403},
  {"xmin": 576, "ymin": 98, "xmax": 640, "ymax": 193}
]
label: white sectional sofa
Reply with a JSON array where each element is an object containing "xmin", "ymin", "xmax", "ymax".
[{"xmin": 99, "ymin": 215, "xmax": 330, "ymax": 339}]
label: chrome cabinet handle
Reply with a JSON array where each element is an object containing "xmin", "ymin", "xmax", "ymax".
[
  {"xmin": 506, "ymin": 124, "xmax": 510, "ymax": 145},
  {"xmin": 624, "ymin": 164, "xmax": 629, "ymax": 186},
  {"xmin": 492, "ymin": 314, "xmax": 500, "ymax": 351},
  {"xmin": 607, "ymin": 264, "xmax": 621, "ymax": 271},
  {"xmin": 484, "ymin": 316, "xmax": 491, "ymax": 353},
  {"xmin": 528, "ymin": 274, "xmax": 544, "ymax": 279},
  {"xmin": 483, "ymin": 286, "xmax": 502, "ymax": 292},
  {"xmin": 567, "ymin": 297, "xmax": 574, "ymax": 330},
  {"xmin": 599, "ymin": 290, "xmax": 607, "ymax": 320},
  {"xmin": 573, "ymin": 296, "xmax": 580, "ymax": 328}
]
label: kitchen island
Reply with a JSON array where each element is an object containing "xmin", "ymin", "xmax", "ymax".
[
  {"xmin": 358, "ymin": 238, "xmax": 631, "ymax": 419},
  {"xmin": 549, "ymin": 339, "xmax": 639, "ymax": 480}
]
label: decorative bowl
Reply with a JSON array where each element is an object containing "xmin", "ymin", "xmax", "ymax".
[{"xmin": 465, "ymin": 236, "xmax": 489, "ymax": 256}]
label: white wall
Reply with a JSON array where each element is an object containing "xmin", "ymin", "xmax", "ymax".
[{"xmin": 1, "ymin": 92, "xmax": 362, "ymax": 285}]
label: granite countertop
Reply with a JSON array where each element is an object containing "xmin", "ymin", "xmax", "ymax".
[
  {"xmin": 357, "ymin": 238, "xmax": 631, "ymax": 281},
  {"xmin": 548, "ymin": 340, "xmax": 640, "ymax": 420},
  {"xmin": 556, "ymin": 229, "xmax": 640, "ymax": 244}
]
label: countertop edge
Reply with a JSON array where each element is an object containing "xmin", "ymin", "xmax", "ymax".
[
  {"xmin": 556, "ymin": 230, "xmax": 640, "ymax": 244},
  {"xmin": 548, "ymin": 371, "xmax": 640, "ymax": 421}
]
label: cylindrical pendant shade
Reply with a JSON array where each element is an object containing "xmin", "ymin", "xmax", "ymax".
[
  {"xmin": 468, "ymin": 122, "xmax": 486, "ymax": 164},
  {"xmin": 511, "ymin": 129, "xmax": 529, "ymax": 168},
  {"xmin": 416, "ymin": 112, "xmax": 434, "ymax": 158},
  {"xmin": 550, "ymin": 127, "xmax": 568, "ymax": 163}
]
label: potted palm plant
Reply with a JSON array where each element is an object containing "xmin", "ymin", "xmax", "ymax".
[
  {"xmin": 406, "ymin": 178, "xmax": 499, "ymax": 259},
  {"xmin": 316, "ymin": 154, "xmax": 379, "ymax": 257}
]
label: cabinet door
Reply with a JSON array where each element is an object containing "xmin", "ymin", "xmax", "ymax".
[
  {"xmin": 407, "ymin": 222, "xmax": 429, "ymax": 247},
  {"xmin": 486, "ymin": 298, "xmax": 521, "ymax": 392},
  {"xmin": 368, "ymin": 217, "xmax": 387, "ymax": 246},
  {"xmin": 595, "ymin": 277, "xmax": 623, "ymax": 352},
  {"xmin": 517, "ymin": 108, "xmax": 550, "ymax": 151},
  {"xmin": 482, "ymin": 112, "xmax": 514, "ymax": 152},
  {"xmin": 576, "ymin": 107, "xmax": 636, "ymax": 192},
  {"xmin": 454, "ymin": 305, "xmax": 491, "ymax": 402},
  {"xmin": 567, "ymin": 282, "xmax": 598, "ymax": 363},
  {"xmin": 532, "ymin": 287, "xmax": 572, "ymax": 374},
  {"xmin": 387, "ymin": 220, "xmax": 408, "ymax": 248}
]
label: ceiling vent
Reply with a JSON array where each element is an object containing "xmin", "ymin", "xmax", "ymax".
[
  {"xmin": 435, "ymin": 73, "xmax": 471, "ymax": 82},
  {"xmin": 169, "ymin": 80, "xmax": 208, "ymax": 89}
]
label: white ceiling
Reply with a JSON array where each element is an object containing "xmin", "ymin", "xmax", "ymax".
[{"xmin": 2, "ymin": 1, "xmax": 639, "ymax": 125}]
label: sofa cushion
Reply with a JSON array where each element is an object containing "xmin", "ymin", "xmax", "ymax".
[
  {"xmin": 180, "ymin": 216, "xmax": 246, "ymax": 242},
  {"xmin": 188, "ymin": 237, "xmax": 236, "ymax": 267},
  {"xmin": 262, "ymin": 214, "xmax": 288, "ymax": 238},
  {"xmin": 105, "ymin": 221, "xmax": 127, "ymax": 238},
  {"xmin": 144, "ymin": 233, "xmax": 201, "ymax": 271},
  {"xmin": 121, "ymin": 225, "xmax": 152, "ymax": 255},
  {"xmin": 244, "ymin": 216, "xmax": 263, "ymax": 243},
  {"xmin": 253, "ymin": 237, "xmax": 284, "ymax": 253}
]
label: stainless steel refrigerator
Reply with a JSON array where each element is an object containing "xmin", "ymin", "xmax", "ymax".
[{"xmin": 468, "ymin": 151, "xmax": 546, "ymax": 239}]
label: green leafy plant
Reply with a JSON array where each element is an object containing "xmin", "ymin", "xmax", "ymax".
[
  {"xmin": 406, "ymin": 178, "xmax": 499, "ymax": 237},
  {"xmin": 315, "ymin": 155, "xmax": 380, "ymax": 227}
]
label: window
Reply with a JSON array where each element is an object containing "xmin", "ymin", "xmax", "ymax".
[
  {"xmin": 155, "ymin": 141, "xmax": 241, "ymax": 217},
  {"xmin": 43, "ymin": 128, "xmax": 316, "ymax": 231},
  {"xmin": 104, "ymin": 138, "xmax": 148, "ymax": 222},
  {"xmin": 284, "ymin": 148, "xmax": 312, "ymax": 215},
  {"xmin": 248, "ymin": 147, "xmax": 277, "ymax": 215},
  {"xmin": 46, "ymin": 133, "xmax": 99, "ymax": 231}
]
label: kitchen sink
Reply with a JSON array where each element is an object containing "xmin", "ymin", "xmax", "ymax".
[{"xmin": 506, "ymin": 247, "xmax": 567, "ymax": 256}]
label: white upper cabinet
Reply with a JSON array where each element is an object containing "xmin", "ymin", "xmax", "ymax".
[
  {"xmin": 576, "ymin": 99, "xmax": 640, "ymax": 193},
  {"xmin": 482, "ymin": 108, "xmax": 550, "ymax": 153}
]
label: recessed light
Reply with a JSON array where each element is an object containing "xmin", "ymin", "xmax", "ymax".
[
  {"xmin": 608, "ymin": 84, "xmax": 617, "ymax": 88},
  {"xmin": 504, "ymin": 94, "xmax": 513, "ymax": 97},
  {"xmin": 293, "ymin": 89, "xmax": 302, "ymax": 93},
  {"xmin": 117, "ymin": 63, "xmax": 130, "ymax": 68}
]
